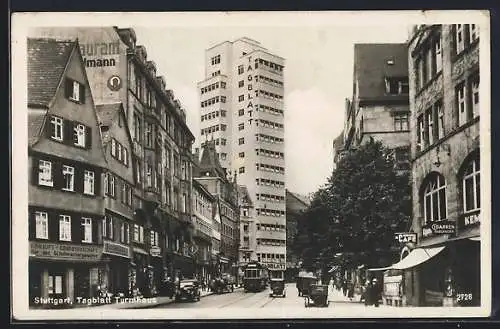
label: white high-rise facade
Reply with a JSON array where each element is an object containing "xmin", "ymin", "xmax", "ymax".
[{"xmin": 197, "ymin": 38, "xmax": 286, "ymax": 271}]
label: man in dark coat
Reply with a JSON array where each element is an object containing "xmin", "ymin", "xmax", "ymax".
[{"xmin": 371, "ymin": 278, "xmax": 381, "ymax": 307}]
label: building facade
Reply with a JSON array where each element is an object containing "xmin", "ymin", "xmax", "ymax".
[
  {"xmin": 195, "ymin": 140, "xmax": 240, "ymax": 278},
  {"xmin": 192, "ymin": 179, "xmax": 215, "ymax": 282},
  {"xmin": 30, "ymin": 27, "xmax": 197, "ymax": 294},
  {"xmin": 96, "ymin": 103, "xmax": 136, "ymax": 296},
  {"xmin": 197, "ymin": 38, "xmax": 286, "ymax": 271},
  {"xmin": 28, "ymin": 38, "xmax": 108, "ymax": 305},
  {"xmin": 336, "ymin": 43, "xmax": 411, "ymax": 170},
  {"xmin": 238, "ymin": 185, "xmax": 255, "ymax": 274},
  {"xmin": 404, "ymin": 24, "xmax": 481, "ymax": 307},
  {"xmin": 285, "ymin": 190, "xmax": 310, "ymax": 280}
]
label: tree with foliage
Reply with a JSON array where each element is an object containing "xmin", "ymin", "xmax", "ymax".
[{"xmin": 292, "ymin": 138, "xmax": 412, "ymax": 271}]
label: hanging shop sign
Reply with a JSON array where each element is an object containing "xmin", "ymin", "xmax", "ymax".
[
  {"xmin": 459, "ymin": 211, "xmax": 480, "ymax": 228},
  {"xmin": 29, "ymin": 242, "xmax": 102, "ymax": 262},
  {"xmin": 150, "ymin": 246, "xmax": 161, "ymax": 257},
  {"xmin": 422, "ymin": 220, "xmax": 456, "ymax": 237},
  {"xmin": 103, "ymin": 240, "xmax": 131, "ymax": 259},
  {"xmin": 394, "ymin": 232, "xmax": 417, "ymax": 244}
]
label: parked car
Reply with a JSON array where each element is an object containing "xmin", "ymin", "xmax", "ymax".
[{"xmin": 175, "ymin": 279, "xmax": 201, "ymax": 302}]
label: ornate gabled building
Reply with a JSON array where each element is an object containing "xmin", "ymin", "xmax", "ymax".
[
  {"xmin": 28, "ymin": 38, "xmax": 107, "ymax": 304},
  {"xmin": 194, "ymin": 139, "xmax": 240, "ymax": 278},
  {"xmin": 30, "ymin": 27, "xmax": 197, "ymax": 293},
  {"xmin": 237, "ymin": 185, "xmax": 255, "ymax": 271}
]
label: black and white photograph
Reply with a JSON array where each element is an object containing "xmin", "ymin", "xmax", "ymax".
[{"xmin": 11, "ymin": 10, "xmax": 491, "ymax": 320}]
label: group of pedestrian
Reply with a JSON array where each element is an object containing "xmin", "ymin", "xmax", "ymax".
[{"xmin": 362, "ymin": 278, "xmax": 382, "ymax": 307}]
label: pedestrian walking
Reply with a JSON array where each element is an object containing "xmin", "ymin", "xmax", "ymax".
[
  {"xmin": 372, "ymin": 278, "xmax": 381, "ymax": 307},
  {"xmin": 347, "ymin": 281, "xmax": 355, "ymax": 301},
  {"xmin": 342, "ymin": 279, "xmax": 348, "ymax": 296}
]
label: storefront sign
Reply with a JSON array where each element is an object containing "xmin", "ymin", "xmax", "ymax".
[
  {"xmin": 422, "ymin": 220, "xmax": 456, "ymax": 237},
  {"xmin": 107, "ymin": 75, "xmax": 122, "ymax": 91},
  {"xmin": 103, "ymin": 240, "xmax": 131, "ymax": 259},
  {"xmin": 460, "ymin": 211, "xmax": 481, "ymax": 228},
  {"xmin": 263, "ymin": 263, "xmax": 286, "ymax": 270},
  {"xmin": 394, "ymin": 232, "xmax": 417, "ymax": 244},
  {"xmin": 30, "ymin": 241, "xmax": 102, "ymax": 261},
  {"xmin": 150, "ymin": 246, "xmax": 161, "ymax": 257},
  {"xmin": 246, "ymin": 56, "xmax": 255, "ymax": 125},
  {"xmin": 80, "ymin": 41, "xmax": 120, "ymax": 68}
]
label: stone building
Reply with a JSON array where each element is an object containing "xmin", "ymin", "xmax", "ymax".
[
  {"xmin": 400, "ymin": 24, "xmax": 481, "ymax": 307},
  {"xmin": 30, "ymin": 27, "xmax": 197, "ymax": 293},
  {"xmin": 28, "ymin": 38, "xmax": 107, "ymax": 304},
  {"xmin": 336, "ymin": 43, "xmax": 411, "ymax": 171},
  {"xmin": 194, "ymin": 140, "xmax": 240, "ymax": 278}
]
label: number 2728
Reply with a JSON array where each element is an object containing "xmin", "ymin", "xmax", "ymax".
[{"xmin": 457, "ymin": 293, "xmax": 473, "ymax": 301}]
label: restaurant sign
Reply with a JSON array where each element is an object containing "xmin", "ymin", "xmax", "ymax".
[
  {"xmin": 103, "ymin": 240, "xmax": 131, "ymax": 259},
  {"xmin": 30, "ymin": 241, "xmax": 102, "ymax": 262},
  {"xmin": 394, "ymin": 232, "xmax": 417, "ymax": 244},
  {"xmin": 422, "ymin": 220, "xmax": 456, "ymax": 237}
]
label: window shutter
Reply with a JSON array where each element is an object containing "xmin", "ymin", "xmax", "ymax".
[
  {"xmin": 49, "ymin": 211, "xmax": 58, "ymax": 243},
  {"xmin": 74, "ymin": 166, "xmax": 84, "ymax": 193},
  {"xmin": 53, "ymin": 160, "xmax": 64, "ymax": 190},
  {"xmin": 31, "ymin": 157, "xmax": 39, "ymax": 186},
  {"xmin": 63, "ymin": 120, "xmax": 73, "ymax": 145},
  {"xmin": 29, "ymin": 211, "xmax": 36, "ymax": 239},
  {"xmin": 79, "ymin": 218, "xmax": 85, "ymax": 243},
  {"xmin": 79, "ymin": 84, "xmax": 86, "ymax": 104},
  {"xmin": 64, "ymin": 78, "xmax": 73, "ymax": 99},
  {"xmin": 85, "ymin": 126, "xmax": 92, "ymax": 149},
  {"xmin": 94, "ymin": 169, "xmax": 101, "ymax": 197},
  {"xmin": 45, "ymin": 117, "xmax": 53, "ymax": 138},
  {"xmin": 92, "ymin": 217, "xmax": 99, "ymax": 244}
]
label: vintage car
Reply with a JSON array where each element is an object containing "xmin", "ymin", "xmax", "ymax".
[
  {"xmin": 304, "ymin": 284, "xmax": 329, "ymax": 307},
  {"xmin": 175, "ymin": 279, "xmax": 201, "ymax": 302},
  {"xmin": 269, "ymin": 270, "xmax": 286, "ymax": 297},
  {"xmin": 296, "ymin": 271, "xmax": 318, "ymax": 297},
  {"xmin": 212, "ymin": 273, "xmax": 235, "ymax": 294}
]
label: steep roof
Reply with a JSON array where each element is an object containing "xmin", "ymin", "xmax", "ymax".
[
  {"xmin": 199, "ymin": 139, "xmax": 226, "ymax": 179},
  {"xmin": 286, "ymin": 189, "xmax": 311, "ymax": 207},
  {"xmin": 238, "ymin": 185, "xmax": 253, "ymax": 207},
  {"xmin": 28, "ymin": 38, "xmax": 76, "ymax": 108},
  {"xmin": 95, "ymin": 103, "xmax": 122, "ymax": 126},
  {"xmin": 354, "ymin": 43, "xmax": 408, "ymax": 100},
  {"xmin": 28, "ymin": 109, "xmax": 47, "ymax": 146}
]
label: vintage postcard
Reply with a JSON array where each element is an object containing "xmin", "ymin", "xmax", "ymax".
[{"xmin": 11, "ymin": 10, "xmax": 491, "ymax": 320}]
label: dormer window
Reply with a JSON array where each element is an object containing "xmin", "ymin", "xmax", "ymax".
[{"xmin": 385, "ymin": 77, "xmax": 409, "ymax": 95}]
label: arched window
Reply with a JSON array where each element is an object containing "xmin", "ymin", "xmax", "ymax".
[
  {"xmin": 422, "ymin": 173, "xmax": 447, "ymax": 224},
  {"xmin": 462, "ymin": 155, "xmax": 480, "ymax": 213}
]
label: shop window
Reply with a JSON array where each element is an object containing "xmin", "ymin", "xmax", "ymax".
[
  {"xmin": 48, "ymin": 274, "xmax": 64, "ymax": 295},
  {"xmin": 422, "ymin": 173, "xmax": 447, "ymax": 224}
]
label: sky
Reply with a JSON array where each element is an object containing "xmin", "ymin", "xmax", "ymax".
[{"xmin": 131, "ymin": 24, "xmax": 410, "ymax": 196}]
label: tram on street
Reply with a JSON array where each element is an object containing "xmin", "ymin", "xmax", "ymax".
[{"xmin": 242, "ymin": 261, "xmax": 268, "ymax": 292}]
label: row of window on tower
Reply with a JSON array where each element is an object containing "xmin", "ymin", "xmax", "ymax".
[
  {"xmin": 201, "ymin": 109, "xmax": 227, "ymax": 122},
  {"xmin": 255, "ymin": 133, "xmax": 284, "ymax": 144},
  {"xmin": 255, "ymin": 178, "xmax": 285, "ymax": 188},
  {"xmin": 257, "ymin": 239, "xmax": 286, "ymax": 247},
  {"xmin": 200, "ymin": 81, "xmax": 226, "ymax": 95},
  {"xmin": 257, "ymin": 253, "xmax": 286, "ymax": 263},
  {"xmin": 255, "ymin": 163, "xmax": 285, "ymax": 174},
  {"xmin": 238, "ymin": 74, "xmax": 283, "ymax": 89},
  {"xmin": 257, "ymin": 119, "xmax": 284, "ymax": 130},
  {"xmin": 256, "ymin": 148, "xmax": 285, "ymax": 159},
  {"xmin": 416, "ymin": 73, "xmax": 479, "ymax": 152},
  {"xmin": 201, "ymin": 138, "xmax": 227, "ymax": 147},
  {"xmin": 200, "ymin": 123, "xmax": 227, "ymax": 135},
  {"xmin": 210, "ymin": 54, "xmax": 221, "ymax": 65},
  {"xmin": 258, "ymin": 104, "xmax": 284, "ymax": 116},
  {"xmin": 237, "ymin": 58, "xmax": 284, "ymax": 75},
  {"xmin": 200, "ymin": 96, "xmax": 227, "ymax": 108},
  {"xmin": 237, "ymin": 90, "xmax": 283, "ymax": 102},
  {"xmin": 256, "ymin": 208, "xmax": 286, "ymax": 217},
  {"xmin": 256, "ymin": 193, "xmax": 285, "ymax": 203}
]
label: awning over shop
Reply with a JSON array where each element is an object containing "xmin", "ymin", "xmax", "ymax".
[
  {"xmin": 469, "ymin": 236, "xmax": 480, "ymax": 242},
  {"xmin": 367, "ymin": 266, "xmax": 392, "ymax": 272},
  {"xmin": 391, "ymin": 246, "xmax": 445, "ymax": 270}
]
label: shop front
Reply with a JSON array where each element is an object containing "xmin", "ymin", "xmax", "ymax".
[
  {"xmin": 102, "ymin": 239, "xmax": 131, "ymax": 296},
  {"xmin": 149, "ymin": 245, "xmax": 163, "ymax": 295},
  {"xmin": 28, "ymin": 241, "xmax": 104, "ymax": 307},
  {"xmin": 132, "ymin": 247, "xmax": 148, "ymax": 296}
]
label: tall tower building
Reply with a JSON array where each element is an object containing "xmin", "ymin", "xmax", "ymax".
[{"xmin": 197, "ymin": 38, "xmax": 286, "ymax": 271}]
